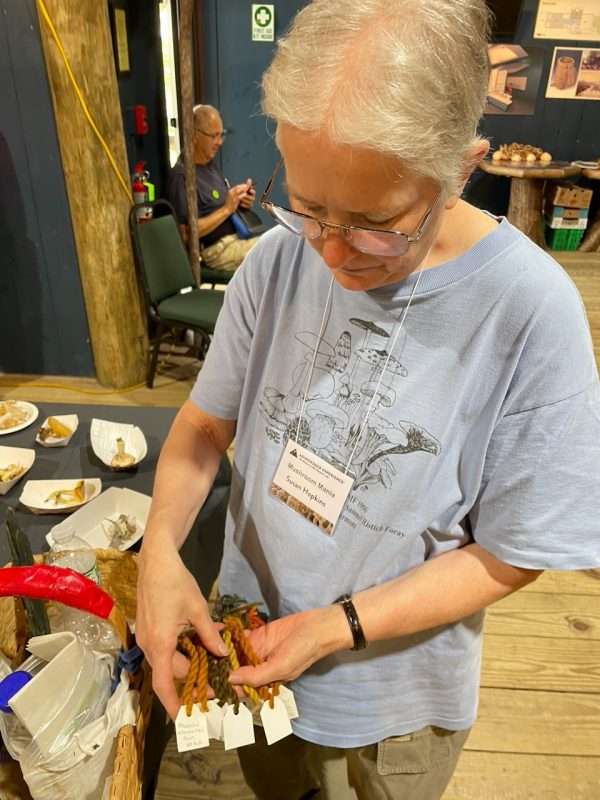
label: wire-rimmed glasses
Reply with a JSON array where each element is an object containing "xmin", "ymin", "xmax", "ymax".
[
  {"xmin": 260, "ymin": 160, "xmax": 442, "ymax": 257},
  {"xmin": 195, "ymin": 128, "xmax": 228, "ymax": 142}
]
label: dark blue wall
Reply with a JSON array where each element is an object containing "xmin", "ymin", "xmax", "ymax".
[
  {"xmin": 0, "ymin": 0, "xmax": 93, "ymax": 376},
  {"xmin": 469, "ymin": 0, "xmax": 600, "ymax": 213},
  {"xmin": 201, "ymin": 0, "xmax": 301, "ymax": 222},
  {"xmin": 110, "ymin": 0, "xmax": 170, "ymax": 197},
  {"xmin": 201, "ymin": 0, "xmax": 600, "ymax": 219}
]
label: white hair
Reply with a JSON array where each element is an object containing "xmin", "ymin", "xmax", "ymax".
[{"xmin": 262, "ymin": 0, "xmax": 490, "ymax": 193}]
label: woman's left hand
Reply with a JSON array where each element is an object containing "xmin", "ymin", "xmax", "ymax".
[{"xmin": 228, "ymin": 606, "xmax": 352, "ymax": 688}]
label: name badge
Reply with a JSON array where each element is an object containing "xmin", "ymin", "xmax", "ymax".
[{"xmin": 271, "ymin": 440, "xmax": 354, "ymax": 534}]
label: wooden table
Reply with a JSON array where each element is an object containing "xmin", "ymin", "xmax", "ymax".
[
  {"xmin": 479, "ymin": 160, "xmax": 581, "ymax": 247},
  {"xmin": 0, "ymin": 401, "xmax": 231, "ymax": 799},
  {"xmin": 580, "ymin": 166, "xmax": 600, "ymax": 252}
]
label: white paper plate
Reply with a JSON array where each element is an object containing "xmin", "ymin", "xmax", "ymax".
[
  {"xmin": 0, "ymin": 401, "xmax": 39, "ymax": 436},
  {"xmin": 19, "ymin": 478, "xmax": 102, "ymax": 514},
  {"xmin": 0, "ymin": 446, "xmax": 36, "ymax": 496},
  {"xmin": 47, "ymin": 487, "xmax": 151, "ymax": 550},
  {"xmin": 35, "ymin": 414, "xmax": 79, "ymax": 448},
  {"xmin": 90, "ymin": 418, "xmax": 148, "ymax": 470}
]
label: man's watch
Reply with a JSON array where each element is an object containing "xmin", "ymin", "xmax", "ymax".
[{"xmin": 335, "ymin": 594, "xmax": 367, "ymax": 651}]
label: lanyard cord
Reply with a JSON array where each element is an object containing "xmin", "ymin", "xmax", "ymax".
[
  {"xmin": 294, "ymin": 269, "xmax": 424, "ymax": 471},
  {"xmin": 294, "ymin": 276, "xmax": 336, "ymax": 444},
  {"xmin": 344, "ymin": 269, "xmax": 423, "ymax": 473}
]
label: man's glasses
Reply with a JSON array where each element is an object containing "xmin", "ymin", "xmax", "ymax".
[
  {"xmin": 260, "ymin": 160, "xmax": 442, "ymax": 258},
  {"xmin": 195, "ymin": 128, "xmax": 227, "ymax": 142}
]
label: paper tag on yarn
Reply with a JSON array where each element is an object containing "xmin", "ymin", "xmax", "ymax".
[
  {"xmin": 223, "ymin": 703, "xmax": 255, "ymax": 750},
  {"xmin": 278, "ymin": 686, "xmax": 299, "ymax": 720},
  {"xmin": 260, "ymin": 697, "xmax": 293, "ymax": 745},
  {"xmin": 175, "ymin": 705, "xmax": 209, "ymax": 753},
  {"xmin": 206, "ymin": 699, "xmax": 225, "ymax": 740}
]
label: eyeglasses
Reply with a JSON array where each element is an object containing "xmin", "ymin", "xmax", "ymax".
[
  {"xmin": 260, "ymin": 160, "xmax": 442, "ymax": 257},
  {"xmin": 195, "ymin": 128, "xmax": 227, "ymax": 141}
]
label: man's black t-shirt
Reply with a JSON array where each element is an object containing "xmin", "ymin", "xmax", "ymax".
[{"xmin": 167, "ymin": 156, "xmax": 236, "ymax": 246}]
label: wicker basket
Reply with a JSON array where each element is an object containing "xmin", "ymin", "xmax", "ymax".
[{"xmin": 0, "ymin": 549, "xmax": 152, "ymax": 800}]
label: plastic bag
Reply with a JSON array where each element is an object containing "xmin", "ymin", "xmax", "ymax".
[{"xmin": 10, "ymin": 671, "xmax": 137, "ymax": 800}]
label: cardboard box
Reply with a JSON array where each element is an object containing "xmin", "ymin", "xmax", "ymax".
[
  {"xmin": 544, "ymin": 214, "xmax": 588, "ymax": 230},
  {"xmin": 545, "ymin": 183, "xmax": 593, "ymax": 210},
  {"xmin": 545, "ymin": 205, "xmax": 589, "ymax": 223}
]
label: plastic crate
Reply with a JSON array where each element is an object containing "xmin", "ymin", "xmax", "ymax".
[{"xmin": 545, "ymin": 226, "xmax": 585, "ymax": 251}]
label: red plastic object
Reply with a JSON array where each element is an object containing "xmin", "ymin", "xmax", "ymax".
[
  {"xmin": 0, "ymin": 565, "xmax": 114, "ymax": 620},
  {"xmin": 133, "ymin": 104, "xmax": 149, "ymax": 135}
]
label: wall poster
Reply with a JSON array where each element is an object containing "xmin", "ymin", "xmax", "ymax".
[
  {"xmin": 534, "ymin": 1, "xmax": 600, "ymax": 41},
  {"xmin": 485, "ymin": 44, "xmax": 544, "ymax": 115},
  {"xmin": 546, "ymin": 47, "xmax": 600, "ymax": 100}
]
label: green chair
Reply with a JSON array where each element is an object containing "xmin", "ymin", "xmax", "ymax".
[
  {"xmin": 200, "ymin": 263, "xmax": 234, "ymax": 289},
  {"xmin": 129, "ymin": 200, "xmax": 225, "ymax": 388}
]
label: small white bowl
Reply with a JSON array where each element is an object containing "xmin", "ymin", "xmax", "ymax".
[
  {"xmin": 35, "ymin": 415, "xmax": 79, "ymax": 448},
  {"xmin": 90, "ymin": 418, "xmax": 147, "ymax": 470},
  {"xmin": 0, "ymin": 446, "xmax": 36, "ymax": 496},
  {"xmin": 19, "ymin": 478, "xmax": 102, "ymax": 514},
  {"xmin": 47, "ymin": 487, "xmax": 151, "ymax": 551}
]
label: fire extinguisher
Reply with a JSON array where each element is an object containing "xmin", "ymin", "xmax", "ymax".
[{"xmin": 132, "ymin": 161, "xmax": 152, "ymax": 221}]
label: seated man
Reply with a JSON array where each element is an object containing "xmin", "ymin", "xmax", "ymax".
[{"xmin": 167, "ymin": 104, "xmax": 260, "ymax": 273}]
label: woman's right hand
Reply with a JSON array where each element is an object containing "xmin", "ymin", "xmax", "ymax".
[{"xmin": 136, "ymin": 542, "xmax": 228, "ymax": 719}]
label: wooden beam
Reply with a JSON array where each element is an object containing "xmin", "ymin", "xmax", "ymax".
[
  {"xmin": 179, "ymin": 0, "xmax": 200, "ymax": 285},
  {"xmin": 36, "ymin": 0, "xmax": 147, "ymax": 388}
]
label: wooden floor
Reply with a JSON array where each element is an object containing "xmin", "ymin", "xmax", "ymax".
[
  {"xmin": 0, "ymin": 346, "xmax": 197, "ymax": 408},
  {"xmin": 3, "ymin": 253, "xmax": 600, "ymax": 798},
  {"xmin": 153, "ymin": 569, "xmax": 600, "ymax": 800}
]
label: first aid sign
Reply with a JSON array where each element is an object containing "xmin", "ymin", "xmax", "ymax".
[{"xmin": 252, "ymin": 4, "xmax": 275, "ymax": 42}]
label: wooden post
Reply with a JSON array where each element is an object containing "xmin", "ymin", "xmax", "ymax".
[
  {"xmin": 580, "ymin": 170, "xmax": 600, "ymax": 253},
  {"xmin": 580, "ymin": 219, "xmax": 600, "ymax": 253},
  {"xmin": 507, "ymin": 178, "xmax": 545, "ymax": 248},
  {"xmin": 179, "ymin": 0, "xmax": 201, "ymax": 285},
  {"xmin": 36, "ymin": 0, "xmax": 147, "ymax": 388}
]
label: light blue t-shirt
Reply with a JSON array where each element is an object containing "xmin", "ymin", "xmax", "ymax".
[{"xmin": 191, "ymin": 219, "xmax": 600, "ymax": 747}]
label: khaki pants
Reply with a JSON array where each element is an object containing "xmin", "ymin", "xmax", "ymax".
[
  {"xmin": 237, "ymin": 724, "xmax": 470, "ymax": 800},
  {"xmin": 201, "ymin": 233, "xmax": 260, "ymax": 273}
]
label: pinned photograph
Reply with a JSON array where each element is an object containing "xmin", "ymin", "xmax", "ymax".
[
  {"xmin": 546, "ymin": 47, "xmax": 600, "ymax": 101},
  {"xmin": 576, "ymin": 49, "xmax": 600, "ymax": 100},
  {"xmin": 485, "ymin": 44, "xmax": 544, "ymax": 116}
]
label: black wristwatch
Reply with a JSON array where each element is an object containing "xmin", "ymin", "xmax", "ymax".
[{"xmin": 335, "ymin": 593, "xmax": 367, "ymax": 651}]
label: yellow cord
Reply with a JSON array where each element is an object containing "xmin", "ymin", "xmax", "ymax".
[
  {"xmin": 0, "ymin": 381, "xmax": 145, "ymax": 396},
  {"xmin": 36, "ymin": 0, "xmax": 132, "ymax": 201}
]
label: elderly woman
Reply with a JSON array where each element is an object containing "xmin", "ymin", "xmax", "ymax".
[{"xmin": 137, "ymin": 1, "xmax": 600, "ymax": 798}]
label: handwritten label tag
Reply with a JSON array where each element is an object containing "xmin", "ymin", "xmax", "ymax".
[
  {"xmin": 206, "ymin": 699, "xmax": 224, "ymax": 741},
  {"xmin": 278, "ymin": 686, "xmax": 299, "ymax": 720},
  {"xmin": 260, "ymin": 697, "xmax": 293, "ymax": 745},
  {"xmin": 175, "ymin": 705, "xmax": 209, "ymax": 753},
  {"xmin": 223, "ymin": 703, "xmax": 255, "ymax": 751}
]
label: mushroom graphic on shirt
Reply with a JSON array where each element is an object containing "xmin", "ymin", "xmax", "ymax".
[
  {"xmin": 260, "ymin": 331, "xmax": 336, "ymax": 429},
  {"xmin": 348, "ymin": 319, "xmax": 390, "ymax": 378}
]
